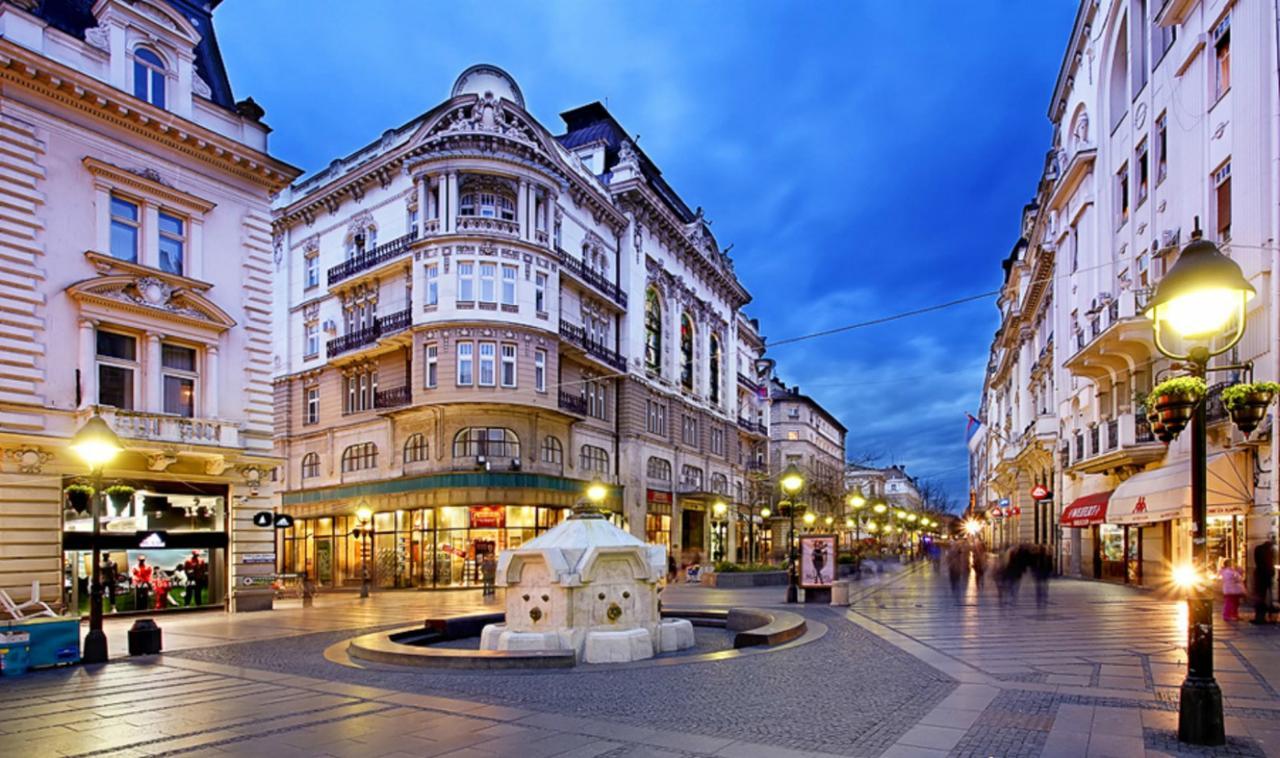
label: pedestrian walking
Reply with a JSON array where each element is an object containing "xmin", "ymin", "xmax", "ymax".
[
  {"xmin": 946, "ymin": 543, "xmax": 967, "ymax": 602},
  {"xmin": 1253, "ymin": 537, "xmax": 1276, "ymax": 625},
  {"xmin": 971, "ymin": 540, "xmax": 988, "ymax": 588},
  {"xmin": 480, "ymin": 552, "xmax": 497, "ymax": 598},
  {"xmin": 1031, "ymin": 545, "xmax": 1052, "ymax": 609},
  {"xmin": 1220, "ymin": 560, "xmax": 1245, "ymax": 621}
]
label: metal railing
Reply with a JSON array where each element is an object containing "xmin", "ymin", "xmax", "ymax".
[
  {"xmin": 374, "ymin": 386, "xmax": 410, "ymax": 409},
  {"xmin": 558, "ymin": 390, "xmax": 587, "ymax": 415},
  {"xmin": 1106, "ymin": 418, "xmax": 1119, "ymax": 450},
  {"xmin": 326, "ymin": 307, "xmax": 412, "ymax": 358},
  {"xmin": 737, "ymin": 416, "xmax": 767, "ymax": 435},
  {"xmin": 558, "ymin": 249, "xmax": 628, "ymax": 307},
  {"xmin": 327, "ymin": 230, "xmax": 419, "ymax": 286},
  {"xmin": 558, "ymin": 322, "xmax": 627, "ymax": 371}
]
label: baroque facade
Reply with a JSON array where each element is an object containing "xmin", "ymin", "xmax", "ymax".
[
  {"xmin": 0, "ymin": 0, "xmax": 297, "ymax": 611},
  {"xmin": 270, "ymin": 66, "xmax": 776, "ymax": 590},
  {"xmin": 972, "ymin": 0, "xmax": 1279, "ymax": 587}
]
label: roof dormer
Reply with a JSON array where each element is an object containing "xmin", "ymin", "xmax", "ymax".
[{"xmin": 90, "ymin": 0, "xmax": 201, "ymax": 118}]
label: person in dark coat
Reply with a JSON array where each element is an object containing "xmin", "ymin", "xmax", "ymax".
[{"xmin": 1253, "ymin": 537, "xmax": 1276, "ymax": 625}]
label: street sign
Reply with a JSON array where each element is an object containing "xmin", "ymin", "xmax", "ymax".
[
  {"xmin": 274, "ymin": 514, "xmax": 294, "ymax": 529},
  {"xmin": 253, "ymin": 511, "xmax": 273, "ymax": 527},
  {"xmin": 1030, "ymin": 484, "xmax": 1052, "ymax": 501}
]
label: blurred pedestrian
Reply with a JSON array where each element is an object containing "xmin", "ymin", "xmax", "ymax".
[
  {"xmin": 946, "ymin": 542, "xmax": 967, "ymax": 602},
  {"xmin": 971, "ymin": 540, "xmax": 988, "ymax": 588},
  {"xmin": 1031, "ymin": 545, "xmax": 1052, "ymax": 609},
  {"xmin": 1220, "ymin": 560, "xmax": 1245, "ymax": 621},
  {"xmin": 1253, "ymin": 537, "xmax": 1276, "ymax": 625}
]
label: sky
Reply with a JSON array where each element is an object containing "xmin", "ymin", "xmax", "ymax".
[{"xmin": 216, "ymin": 0, "xmax": 1079, "ymax": 508}]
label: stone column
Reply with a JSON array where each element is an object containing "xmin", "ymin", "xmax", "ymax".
[
  {"xmin": 446, "ymin": 172, "xmax": 459, "ymax": 233},
  {"xmin": 518, "ymin": 179, "xmax": 529, "ymax": 240},
  {"xmin": 204, "ymin": 345, "xmax": 219, "ymax": 418},
  {"xmin": 417, "ymin": 175, "xmax": 429, "ymax": 236},
  {"xmin": 434, "ymin": 175, "xmax": 444, "ymax": 223},
  {"xmin": 79, "ymin": 318, "xmax": 97, "ymax": 408},
  {"xmin": 142, "ymin": 202, "xmax": 160, "ymax": 269},
  {"xmin": 145, "ymin": 332, "xmax": 163, "ymax": 412}
]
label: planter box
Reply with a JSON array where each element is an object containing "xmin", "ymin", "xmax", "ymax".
[{"xmin": 703, "ymin": 571, "xmax": 788, "ymax": 588}]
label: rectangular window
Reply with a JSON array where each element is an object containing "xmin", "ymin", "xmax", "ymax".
[
  {"xmin": 1135, "ymin": 139, "xmax": 1149, "ymax": 205},
  {"xmin": 425, "ymin": 264, "xmax": 439, "ymax": 306},
  {"xmin": 479, "ymin": 263, "xmax": 497, "ymax": 303},
  {"xmin": 534, "ymin": 349, "xmax": 546, "ymax": 392},
  {"xmin": 710, "ymin": 427, "xmax": 725, "ymax": 456},
  {"xmin": 158, "ymin": 211, "xmax": 185, "ymax": 275},
  {"xmin": 501, "ymin": 343, "xmax": 517, "ymax": 387},
  {"xmin": 1132, "ymin": 0, "xmax": 1148, "ymax": 92},
  {"xmin": 109, "ymin": 196, "xmax": 139, "ymax": 263},
  {"xmin": 1116, "ymin": 163, "xmax": 1130, "ymax": 227},
  {"xmin": 305, "ymin": 387, "xmax": 319, "ymax": 425},
  {"xmin": 501, "ymin": 265, "xmax": 518, "ymax": 306},
  {"xmin": 457, "ymin": 342, "xmax": 473, "ymax": 386},
  {"xmin": 647, "ymin": 401, "xmax": 667, "ymax": 436},
  {"xmin": 305, "ymin": 255, "xmax": 319, "ymax": 289},
  {"xmin": 682, "ymin": 415, "xmax": 698, "ymax": 446},
  {"xmin": 1070, "ymin": 226, "xmax": 1080, "ymax": 273},
  {"xmin": 1214, "ymin": 161, "xmax": 1232, "ymax": 241},
  {"xmin": 161, "ymin": 343, "xmax": 197, "ymax": 417},
  {"xmin": 304, "ymin": 322, "xmax": 318, "ymax": 358},
  {"xmin": 1155, "ymin": 112, "xmax": 1168, "ymax": 184},
  {"xmin": 1214, "ymin": 14, "xmax": 1231, "ymax": 100},
  {"xmin": 535, "ymin": 272, "xmax": 548, "ymax": 313},
  {"xmin": 407, "ymin": 205, "xmax": 419, "ymax": 234},
  {"xmin": 96, "ymin": 330, "xmax": 136, "ymax": 410},
  {"xmin": 478, "ymin": 341, "xmax": 496, "ymax": 386},
  {"xmin": 1153, "ymin": 15, "xmax": 1176, "ymax": 63},
  {"xmin": 457, "ymin": 262, "xmax": 475, "ymax": 302},
  {"xmin": 425, "ymin": 344, "xmax": 438, "ymax": 388}
]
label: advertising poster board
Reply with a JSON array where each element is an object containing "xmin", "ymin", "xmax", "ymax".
[{"xmin": 799, "ymin": 534, "xmax": 837, "ymax": 588}]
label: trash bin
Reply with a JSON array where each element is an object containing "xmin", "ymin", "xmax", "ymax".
[
  {"xmin": 127, "ymin": 619, "xmax": 162, "ymax": 656},
  {"xmin": 830, "ymin": 580, "xmax": 850, "ymax": 606},
  {"xmin": 0, "ymin": 631, "xmax": 31, "ymax": 677}
]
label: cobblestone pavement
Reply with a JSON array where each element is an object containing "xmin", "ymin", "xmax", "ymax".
[{"xmin": 850, "ymin": 566, "xmax": 1280, "ymax": 756}]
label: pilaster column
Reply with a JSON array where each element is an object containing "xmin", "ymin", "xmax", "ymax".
[
  {"xmin": 79, "ymin": 319, "xmax": 97, "ymax": 409},
  {"xmin": 518, "ymin": 179, "xmax": 529, "ymax": 240},
  {"xmin": 446, "ymin": 172, "xmax": 459, "ymax": 233},
  {"xmin": 434, "ymin": 175, "xmax": 444, "ymax": 223},
  {"xmin": 145, "ymin": 332, "xmax": 163, "ymax": 412},
  {"xmin": 204, "ymin": 345, "xmax": 219, "ymax": 418},
  {"xmin": 187, "ymin": 219, "xmax": 203, "ymax": 279},
  {"xmin": 417, "ymin": 176, "xmax": 429, "ymax": 236},
  {"xmin": 142, "ymin": 202, "xmax": 160, "ymax": 269},
  {"xmin": 94, "ymin": 186, "xmax": 111, "ymax": 254}
]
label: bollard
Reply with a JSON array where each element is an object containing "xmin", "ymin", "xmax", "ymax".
[
  {"xmin": 127, "ymin": 619, "xmax": 162, "ymax": 656},
  {"xmin": 830, "ymin": 580, "xmax": 850, "ymax": 606}
]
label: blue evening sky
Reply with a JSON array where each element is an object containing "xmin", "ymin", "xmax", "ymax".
[{"xmin": 217, "ymin": 1, "xmax": 1078, "ymax": 507}]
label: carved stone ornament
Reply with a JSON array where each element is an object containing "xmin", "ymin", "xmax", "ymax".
[
  {"xmin": 204, "ymin": 457, "xmax": 230, "ymax": 476},
  {"xmin": 84, "ymin": 25, "xmax": 110, "ymax": 52},
  {"xmin": 135, "ymin": 277, "xmax": 175, "ymax": 307},
  {"xmin": 431, "ymin": 93, "xmax": 540, "ymax": 145},
  {"xmin": 272, "ymin": 234, "xmax": 284, "ymax": 269},
  {"xmin": 240, "ymin": 465, "xmax": 265, "ymax": 487},
  {"xmin": 5, "ymin": 446, "xmax": 52, "ymax": 474},
  {"xmin": 147, "ymin": 451, "xmax": 179, "ymax": 472},
  {"xmin": 192, "ymin": 74, "xmax": 212, "ymax": 99}
]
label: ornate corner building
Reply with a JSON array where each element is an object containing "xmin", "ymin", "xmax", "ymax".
[
  {"xmin": 270, "ymin": 66, "xmax": 775, "ymax": 590},
  {"xmin": 0, "ymin": 0, "xmax": 299, "ymax": 611}
]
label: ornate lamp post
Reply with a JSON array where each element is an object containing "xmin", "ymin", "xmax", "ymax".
[
  {"xmin": 779, "ymin": 464, "xmax": 805, "ymax": 603},
  {"xmin": 1143, "ymin": 225, "xmax": 1254, "ymax": 746},
  {"xmin": 712, "ymin": 500, "xmax": 728, "ymax": 562},
  {"xmin": 69, "ymin": 411, "xmax": 124, "ymax": 665},
  {"xmin": 355, "ymin": 504, "xmax": 373, "ymax": 598},
  {"xmin": 757, "ymin": 506, "xmax": 771, "ymax": 563}
]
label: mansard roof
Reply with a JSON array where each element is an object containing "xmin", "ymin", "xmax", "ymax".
[{"xmin": 32, "ymin": 0, "xmax": 237, "ymax": 111}]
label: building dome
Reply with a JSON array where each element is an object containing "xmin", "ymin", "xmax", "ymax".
[{"xmin": 451, "ymin": 64, "xmax": 525, "ymax": 109}]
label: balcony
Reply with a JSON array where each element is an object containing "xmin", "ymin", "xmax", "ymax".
[
  {"xmin": 1047, "ymin": 141, "xmax": 1096, "ymax": 212},
  {"xmin": 326, "ymin": 307, "xmax": 412, "ymax": 358},
  {"xmin": 737, "ymin": 416, "xmax": 767, "ymax": 436},
  {"xmin": 374, "ymin": 385, "xmax": 411, "ymax": 409},
  {"xmin": 1068, "ymin": 411, "xmax": 1164, "ymax": 475},
  {"xmin": 327, "ymin": 230, "xmax": 419, "ymax": 286},
  {"xmin": 1064, "ymin": 290, "xmax": 1155, "ymax": 382},
  {"xmin": 91, "ymin": 407, "xmax": 240, "ymax": 449},
  {"xmin": 558, "ymin": 249, "xmax": 628, "ymax": 308},
  {"xmin": 737, "ymin": 372, "xmax": 761, "ymax": 393},
  {"xmin": 558, "ymin": 390, "xmax": 587, "ymax": 415},
  {"xmin": 455, "ymin": 216, "xmax": 520, "ymax": 238},
  {"xmin": 558, "ymin": 322, "xmax": 627, "ymax": 372}
]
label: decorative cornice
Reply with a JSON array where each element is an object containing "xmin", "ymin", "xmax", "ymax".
[
  {"xmin": 83, "ymin": 156, "xmax": 217, "ymax": 214},
  {"xmin": 83, "ymin": 250, "xmax": 213, "ymax": 292}
]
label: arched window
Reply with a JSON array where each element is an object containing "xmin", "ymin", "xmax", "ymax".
[
  {"xmin": 644, "ymin": 287, "xmax": 662, "ymax": 372},
  {"xmin": 453, "ymin": 427, "xmax": 520, "ymax": 458},
  {"xmin": 711, "ymin": 472, "xmax": 728, "ymax": 495},
  {"xmin": 679, "ymin": 313, "xmax": 695, "ymax": 392},
  {"xmin": 340, "ymin": 443, "xmax": 377, "ymax": 473},
  {"xmin": 133, "ymin": 48, "xmax": 166, "ymax": 108},
  {"xmin": 1108, "ymin": 17, "xmax": 1128, "ymax": 130},
  {"xmin": 580, "ymin": 445, "xmax": 609, "ymax": 474},
  {"xmin": 709, "ymin": 334, "xmax": 722, "ymax": 405},
  {"xmin": 646, "ymin": 456, "xmax": 671, "ymax": 482},
  {"xmin": 403, "ymin": 433, "xmax": 428, "ymax": 464},
  {"xmin": 541, "ymin": 436, "xmax": 563, "ymax": 465},
  {"xmin": 680, "ymin": 464, "xmax": 704, "ymax": 491},
  {"xmin": 301, "ymin": 452, "xmax": 320, "ymax": 479}
]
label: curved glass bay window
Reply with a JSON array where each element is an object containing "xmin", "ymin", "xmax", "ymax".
[
  {"xmin": 680, "ymin": 313, "xmax": 695, "ymax": 391},
  {"xmin": 645, "ymin": 287, "xmax": 663, "ymax": 373}
]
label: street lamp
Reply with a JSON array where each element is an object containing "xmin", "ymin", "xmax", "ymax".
[
  {"xmin": 803, "ymin": 511, "xmax": 817, "ymax": 529},
  {"xmin": 586, "ymin": 479, "xmax": 608, "ymax": 510},
  {"xmin": 355, "ymin": 504, "xmax": 373, "ymax": 598},
  {"xmin": 712, "ymin": 500, "xmax": 728, "ymax": 562},
  {"xmin": 1144, "ymin": 225, "xmax": 1253, "ymax": 746},
  {"xmin": 70, "ymin": 411, "xmax": 124, "ymax": 665},
  {"xmin": 780, "ymin": 464, "xmax": 805, "ymax": 603}
]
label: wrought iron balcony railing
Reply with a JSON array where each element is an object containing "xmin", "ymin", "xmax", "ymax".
[
  {"xmin": 327, "ymin": 230, "xmax": 419, "ymax": 286},
  {"xmin": 558, "ymin": 390, "xmax": 587, "ymax": 415},
  {"xmin": 374, "ymin": 385, "xmax": 411, "ymax": 409},
  {"xmin": 559, "ymin": 322, "xmax": 627, "ymax": 372},
  {"xmin": 558, "ymin": 249, "xmax": 628, "ymax": 307},
  {"xmin": 326, "ymin": 307, "xmax": 412, "ymax": 358}
]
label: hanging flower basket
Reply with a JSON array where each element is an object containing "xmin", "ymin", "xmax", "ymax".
[
  {"xmin": 1147, "ymin": 410, "xmax": 1173, "ymax": 444},
  {"xmin": 64, "ymin": 484, "xmax": 94, "ymax": 514},
  {"xmin": 104, "ymin": 484, "xmax": 135, "ymax": 516},
  {"xmin": 1222, "ymin": 381, "xmax": 1280, "ymax": 435},
  {"xmin": 1148, "ymin": 377, "xmax": 1206, "ymax": 440}
]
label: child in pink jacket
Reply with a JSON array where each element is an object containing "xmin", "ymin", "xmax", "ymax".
[{"xmin": 1221, "ymin": 560, "xmax": 1246, "ymax": 621}]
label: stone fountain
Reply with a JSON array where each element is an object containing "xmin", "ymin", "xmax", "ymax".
[{"xmin": 480, "ymin": 507, "xmax": 694, "ymax": 663}]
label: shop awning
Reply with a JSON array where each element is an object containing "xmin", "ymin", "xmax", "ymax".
[
  {"xmin": 1109, "ymin": 453, "xmax": 1253, "ymax": 525},
  {"xmin": 1061, "ymin": 491, "xmax": 1112, "ymax": 527}
]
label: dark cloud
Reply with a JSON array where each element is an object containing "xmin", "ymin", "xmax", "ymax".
[{"xmin": 217, "ymin": 1, "xmax": 1077, "ymax": 504}]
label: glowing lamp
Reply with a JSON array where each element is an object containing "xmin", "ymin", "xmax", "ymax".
[
  {"xmin": 848, "ymin": 492, "xmax": 866, "ymax": 509},
  {"xmin": 586, "ymin": 479, "xmax": 608, "ymax": 504},
  {"xmin": 865, "ymin": 522, "xmax": 879, "ymax": 532},
  {"xmin": 802, "ymin": 511, "xmax": 816, "ymax": 526},
  {"xmin": 873, "ymin": 503, "xmax": 887, "ymax": 515},
  {"xmin": 712, "ymin": 500, "xmax": 728, "ymax": 518},
  {"xmin": 845, "ymin": 517, "xmax": 854, "ymax": 528},
  {"xmin": 1144, "ymin": 230, "xmax": 1254, "ymax": 352},
  {"xmin": 963, "ymin": 519, "xmax": 983, "ymax": 536},
  {"xmin": 355, "ymin": 505, "xmax": 373, "ymax": 523},
  {"xmin": 70, "ymin": 413, "xmax": 123, "ymax": 469},
  {"xmin": 760, "ymin": 507, "xmax": 772, "ymax": 519},
  {"xmin": 779, "ymin": 464, "xmax": 805, "ymax": 495},
  {"xmin": 1172, "ymin": 564, "xmax": 1202, "ymax": 590},
  {"xmin": 824, "ymin": 515, "xmax": 834, "ymax": 526}
]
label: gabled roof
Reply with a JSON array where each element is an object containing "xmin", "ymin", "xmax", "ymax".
[{"xmin": 30, "ymin": 0, "xmax": 237, "ymax": 111}]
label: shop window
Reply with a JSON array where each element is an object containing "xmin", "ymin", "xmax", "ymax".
[
  {"xmin": 403, "ymin": 433, "xmax": 428, "ymax": 464},
  {"xmin": 580, "ymin": 445, "xmax": 609, "ymax": 474},
  {"xmin": 341, "ymin": 442, "xmax": 377, "ymax": 473},
  {"xmin": 301, "ymin": 452, "xmax": 320, "ymax": 479},
  {"xmin": 158, "ymin": 211, "xmax": 185, "ymax": 275},
  {"xmin": 646, "ymin": 456, "xmax": 671, "ymax": 482},
  {"xmin": 132, "ymin": 47, "xmax": 166, "ymax": 109},
  {"xmin": 161, "ymin": 343, "xmax": 197, "ymax": 417},
  {"xmin": 541, "ymin": 435, "xmax": 563, "ymax": 465},
  {"xmin": 452, "ymin": 427, "xmax": 520, "ymax": 458},
  {"xmin": 96, "ymin": 329, "xmax": 137, "ymax": 410},
  {"xmin": 110, "ymin": 195, "xmax": 140, "ymax": 263}
]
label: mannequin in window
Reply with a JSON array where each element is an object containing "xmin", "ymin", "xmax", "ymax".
[{"xmin": 132, "ymin": 555, "xmax": 152, "ymax": 610}]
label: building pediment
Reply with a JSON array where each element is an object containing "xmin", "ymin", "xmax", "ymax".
[{"xmin": 68, "ymin": 272, "xmax": 235, "ymax": 334}]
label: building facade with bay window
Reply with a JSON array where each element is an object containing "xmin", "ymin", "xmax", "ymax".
[
  {"xmin": 271, "ymin": 66, "xmax": 779, "ymax": 589},
  {"xmin": 0, "ymin": 0, "xmax": 298, "ymax": 612}
]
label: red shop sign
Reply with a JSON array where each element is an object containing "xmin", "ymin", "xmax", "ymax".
[
  {"xmin": 1030, "ymin": 484, "xmax": 1051, "ymax": 501},
  {"xmin": 469, "ymin": 505, "xmax": 505, "ymax": 529}
]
